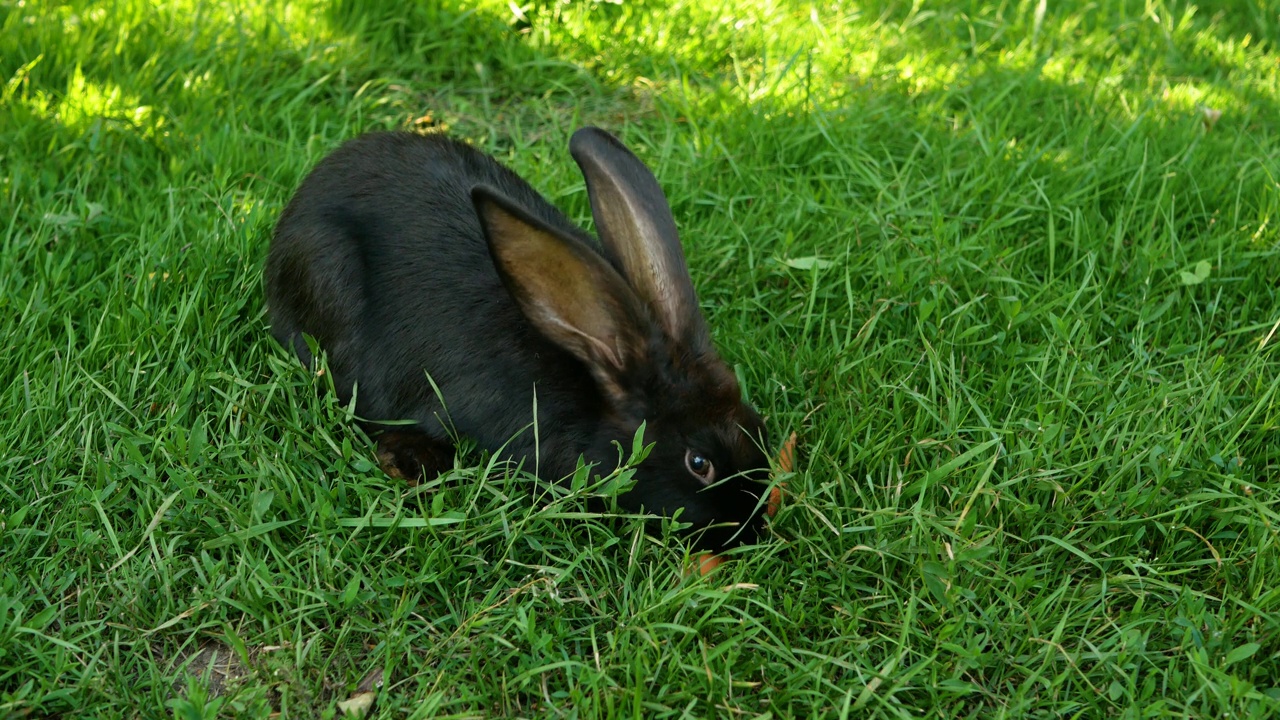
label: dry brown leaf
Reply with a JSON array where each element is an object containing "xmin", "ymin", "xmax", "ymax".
[{"xmin": 337, "ymin": 692, "xmax": 376, "ymax": 718}]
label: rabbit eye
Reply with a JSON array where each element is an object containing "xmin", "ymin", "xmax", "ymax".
[{"xmin": 685, "ymin": 450, "xmax": 715, "ymax": 486}]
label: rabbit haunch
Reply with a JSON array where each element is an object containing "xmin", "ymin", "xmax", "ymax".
[{"xmin": 265, "ymin": 127, "xmax": 772, "ymax": 552}]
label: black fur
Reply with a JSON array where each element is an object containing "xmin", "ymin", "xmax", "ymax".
[{"xmin": 265, "ymin": 129, "xmax": 770, "ymax": 551}]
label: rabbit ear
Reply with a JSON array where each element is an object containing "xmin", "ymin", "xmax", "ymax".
[
  {"xmin": 473, "ymin": 185, "xmax": 647, "ymax": 399},
  {"xmin": 569, "ymin": 127, "xmax": 711, "ymax": 354}
]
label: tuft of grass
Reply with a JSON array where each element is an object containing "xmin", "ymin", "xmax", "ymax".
[{"xmin": 2, "ymin": 0, "xmax": 1279, "ymax": 717}]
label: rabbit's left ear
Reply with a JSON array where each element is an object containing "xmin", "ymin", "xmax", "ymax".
[
  {"xmin": 570, "ymin": 127, "xmax": 713, "ymax": 355},
  {"xmin": 473, "ymin": 185, "xmax": 648, "ymax": 402}
]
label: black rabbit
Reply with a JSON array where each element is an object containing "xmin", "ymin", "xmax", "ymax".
[{"xmin": 265, "ymin": 127, "xmax": 771, "ymax": 551}]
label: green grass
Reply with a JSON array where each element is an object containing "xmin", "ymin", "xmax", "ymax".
[{"xmin": 3, "ymin": 0, "xmax": 1280, "ymax": 716}]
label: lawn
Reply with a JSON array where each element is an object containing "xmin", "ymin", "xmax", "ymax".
[{"xmin": 3, "ymin": 0, "xmax": 1279, "ymax": 717}]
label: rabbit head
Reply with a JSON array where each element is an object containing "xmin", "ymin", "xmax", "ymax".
[{"xmin": 471, "ymin": 127, "xmax": 771, "ymax": 551}]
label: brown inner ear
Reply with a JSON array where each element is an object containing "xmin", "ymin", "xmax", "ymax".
[{"xmin": 475, "ymin": 187, "xmax": 649, "ymax": 400}]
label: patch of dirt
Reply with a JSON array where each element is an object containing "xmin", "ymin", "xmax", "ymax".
[{"xmin": 164, "ymin": 641, "xmax": 256, "ymax": 697}]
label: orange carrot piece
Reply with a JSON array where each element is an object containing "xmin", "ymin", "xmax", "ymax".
[
  {"xmin": 768, "ymin": 431, "xmax": 797, "ymax": 517},
  {"xmin": 778, "ymin": 431, "xmax": 797, "ymax": 473},
  {"xmin": 698, "ymin": 553, "xmax": 725, "ymax": 574}
]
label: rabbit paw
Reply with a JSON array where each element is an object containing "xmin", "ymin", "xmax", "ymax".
[{"xmin": 376, "ymin": 430, "xmax": 453, "ymax": 485}]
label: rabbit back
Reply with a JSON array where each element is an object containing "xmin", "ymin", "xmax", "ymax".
[{"xmin": 266, "ymin": 132, "xmax": 604, "ymax": 468}]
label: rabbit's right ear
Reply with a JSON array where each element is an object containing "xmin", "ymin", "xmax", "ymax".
[{"xmin": 473, "ymin": 185, "xmax": 648, "ymax": 401}]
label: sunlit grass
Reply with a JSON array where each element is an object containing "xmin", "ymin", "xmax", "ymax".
[{"xmin": 3, "ymin": 0, "xmax": 1279, "ymax": 717}]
